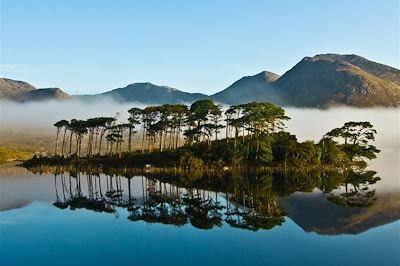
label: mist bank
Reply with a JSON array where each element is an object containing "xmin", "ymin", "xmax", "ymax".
[
  {"xmin": 1, "ymin": 99, "xmax": 398, "ymax": 143},
  {"xmin": 1, "ymin": 100, "xmax": 398, "ymax": 151},
  {"xmin": 0, "ymin": 98, "xmax": 144, "ymax": 130},
  {"xmin": 0, "ymin": 100, "xmax": 398, "ymax": 191}
]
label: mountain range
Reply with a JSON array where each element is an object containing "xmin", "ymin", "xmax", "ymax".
[{"xmin": 1, "ymin": 53, "xmax": 399, "ymax": 107}]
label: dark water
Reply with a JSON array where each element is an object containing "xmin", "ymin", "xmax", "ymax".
[{"xmin": 0, "ymin": 164, "xmax": 399, "ymax": 266}]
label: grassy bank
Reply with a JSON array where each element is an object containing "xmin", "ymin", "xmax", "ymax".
[{"xmin": 0, "ymin": 147, "xmax": 33, "ymax": 163}]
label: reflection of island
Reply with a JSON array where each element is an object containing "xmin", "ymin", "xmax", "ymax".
[
  {"xmin": 45, "ymin": 166, "xmax": 398, "ymax": 233},
  {"xmin": 51, "ymin": 170, "xmax": 286, "ymax": 231}
]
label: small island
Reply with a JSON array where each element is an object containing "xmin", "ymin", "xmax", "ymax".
[{"xmin": 23, "ymin": 100, "xmax": 380, "ymax": 173}]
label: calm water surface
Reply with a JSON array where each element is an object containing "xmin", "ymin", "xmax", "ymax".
[{"xmin": 0, "ymin": 163, "xmax": 399, "ymax": 266}]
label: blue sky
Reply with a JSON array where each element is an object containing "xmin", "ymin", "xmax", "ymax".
[{"xmin": 1, "ymin": 0, "xmax": 399, "ymax": 95}]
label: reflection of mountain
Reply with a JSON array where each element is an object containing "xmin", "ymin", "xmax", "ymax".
[
  {"xmin": 0, "ymin": 199, "xmax": 31, "ymax": 211},
  {"xmin": 283, "ymin": 191, "xmax": 400, "ymax": 235}
]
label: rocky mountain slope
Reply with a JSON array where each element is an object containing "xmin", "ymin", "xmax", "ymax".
[
  {"xmin": 274, "ymin": 54, "xmax": 400, "ymax": 107},
  {"xmin": 0, "ymin": 78, "xmax": 36, "ymax": 101},
  {"xmin": 0, "ymin": 78, "xmax": 71, "ymax": 102}
]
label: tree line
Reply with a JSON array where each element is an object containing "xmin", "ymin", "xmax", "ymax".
[
  {"xmin": 50, "ymin": 99, "xmax": 379, "ymax": 169},
  {"xmin": 53, "ymin": 100, "xmax": 288, "ymax": 156}
]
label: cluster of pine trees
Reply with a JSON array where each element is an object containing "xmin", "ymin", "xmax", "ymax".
[
  {"xmin": 50, "ymin": 100, "xmax": 379, "ymax": 169},
  {"xmin": 53, "ymin": 100, "xmax": 287, "ymax": 156}
]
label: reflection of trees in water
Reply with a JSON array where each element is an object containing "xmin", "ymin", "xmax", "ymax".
[
  {"xmin": 183, "ymin": 188, "xmax": 223, "ymax": 229},
  {"xmin": 322, "ymin": 170, "xmax": 380, "ymax": 207},
  {"xmin": 53, "ymin": 170, "xmax": 115, "ymax": 214},
  {"xmin": 128, "ymin": 177, "xmax": 187, "ymax": 226},
  {"xmin": 50, "ymin": 166, "xmax": 381, "ymax": 231},
  {"xmin": 225, "ymin": 174, "xmax": 284, "ymax": 231}
]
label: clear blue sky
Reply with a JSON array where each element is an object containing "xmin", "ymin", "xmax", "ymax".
[{"xmin": 1, "ymin": 0, "xmax": 399, "ymax": 95}]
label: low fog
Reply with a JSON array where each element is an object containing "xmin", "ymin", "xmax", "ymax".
[
  {"xmin": 1, "ymin": 99, "xmax": 398, "ymax": 145},
  {"xmin": 0, "ymin": 99, "xmax": 147, "ymax": 129},
  {"xmin": 1, "ymin": 99, "xmax": 399, "ymax": 191}
]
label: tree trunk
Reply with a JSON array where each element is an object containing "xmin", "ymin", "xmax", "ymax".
[
  {"xmin": 93, "ymin": 129, "xmax": 98, "ymax": 153},
  {"xmin": 128, "ymin": 126, "xmax": 132, "ymax": 152},
  {"xmin": 141, "ymin": 126, "xmax": 146, "ymax": 154},
  {"xmin": 69, "ymin": 132, "xmax": 73, "ymax": 156},
  {"xmin": 98, "ymin": 132, "xmax": 104, "ymax": 155},
  {"xmin": 159, "ymin": 132, "xmax": 163, "ymax": 151},
  {"xmin": 54, "ymin": 129, "xmax": 60, "ymax": 156},
  {"xmin": 61, "ymin": 128, "xmax": 67, "ymax": 157}
]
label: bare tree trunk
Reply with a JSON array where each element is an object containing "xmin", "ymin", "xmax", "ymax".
[
  {"xmin": 54, "ymin": 129, "xmax": 60, "ymax": 156},
  {"xmin": 98, "ymin": 135, "xmax": 103, "ymax": 155},
  {"xmin": 128, "ymin": 126, "xmax": 132, "ymax": 152},
  {"xmin": 61, "ymin": 128, "xmax": 67, "ymax": 157},
  {"xmin": 168, "ymin": 129, "xmax": 173, "ymax": 149},
  {"xmin": 176, "ymin": 126, "xmax": 180, "ymax": 149},
  {"xmin": 159, "ymin": 132, "xmax": 163, "ymax": 151},
  {"xmin": 93, "ymin": 128, "xmax": 98, "ymax": 153},
  {"xmin": 141, "ymin": 126, "xmax": 146, "ymax": 154},
  {"xmin": 69, "ymin": 132, "xmax": 73, "ymax": 156}
]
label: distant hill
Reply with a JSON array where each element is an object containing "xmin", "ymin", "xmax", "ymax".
[
  {"xmin": 2, "ymin": 53, "xmax": 399, "ymax": 107},
  {"xmin": 26, "ymin": 88, "xmax": 71, "ymax": 102},
  {"xmin": 274, "ymin": 54, "xmax": 400, "ymax": 107},
  {"xmin": 0, "ymin": 78, "xmax": 71, "ymax": 102},
  {"xmin": 0, "ymin": 78, "xmax": 36, "ymax": 101},
  {"xmin": 211, "ymin": 71, "xmax": 281, "ymax": 105},
  {"xmin": 79, "ymin": 82, "xmax": 208, "ymax": 104}
]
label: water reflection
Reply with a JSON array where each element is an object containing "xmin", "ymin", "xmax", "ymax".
[{"xmin": 30, "ymin": 166, "xmax": 392, "ymax": 232}]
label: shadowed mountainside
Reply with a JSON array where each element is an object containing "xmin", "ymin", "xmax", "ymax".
[
  {"xmin": 26, "ymin": 88, "xmax": 71, "ymax": 102},
  {"xmin": 211, "ymin": 71, "xmax": 281, "ymax": 105},
  {"xmin": 79, "ymin": 82, "xmax": 208, "ymax": 104}
]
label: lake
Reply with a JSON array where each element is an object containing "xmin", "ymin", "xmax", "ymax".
[{"xmin": 1, "ymin": 108, "xmax": 399, "ymax": 265}]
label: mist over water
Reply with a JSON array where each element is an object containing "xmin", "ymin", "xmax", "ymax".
[
  {"xmin": 0, "ymin": 99, "xmax": 144, "ymax": 130},
  {"xmin": 1, "ymin": 100, "xmax": 399, "ymax": 191}
]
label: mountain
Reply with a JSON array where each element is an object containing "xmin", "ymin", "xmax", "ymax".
[
  {"xmin": 2, "ymin": 53, "xmax": 399, "ymax": 107},
  {"xmin": 274, "ymin": 54, "xmax": 400, "ymax": 107},
  {"xmin": 25, "ymin": 88, "xmax": 71, "ymax": 102},
  {"xmin": 0, "ymin": 78, "xmax": 36, "ymax": 101},
  {"xmin": 0, "ymin": 78, "xmax": 71, "ymax": 102},
  {"xmin": 80, "ymin": 82, "xmax": 208, "ymax": 104},
  {"xmin": 211, "ymin": 71, "xmax": 281, "ymax": 105}
]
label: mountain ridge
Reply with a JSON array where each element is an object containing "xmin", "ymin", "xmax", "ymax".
[
  {"xmin": 1, "ymin": 53, "xmax": 399, "ymax": 107},
  {"xmin": 275, "ymin": 54, "xmax": 400, "ymax": 107},
  {"xmin": 78, "ymin": 82, "xmax": 209, "ymax": 104},
  {"xmin": 211, "ymin": 71, "xmax": 282, "ymax": 105}
]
